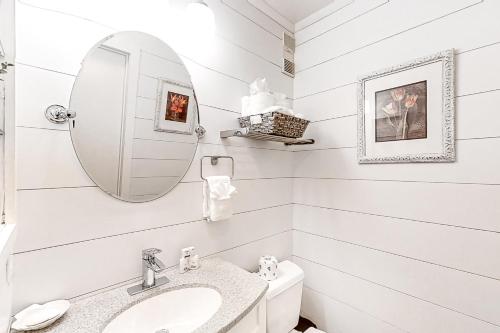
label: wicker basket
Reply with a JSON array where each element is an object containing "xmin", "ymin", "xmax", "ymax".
[{"xmin": 238, "ymin": 112, "xmax": 309, "ymax": 138}]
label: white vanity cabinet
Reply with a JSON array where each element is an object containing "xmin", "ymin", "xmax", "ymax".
[{"xmin": 228, "ymin": 297, "xmax": 266, "ymax": 333}]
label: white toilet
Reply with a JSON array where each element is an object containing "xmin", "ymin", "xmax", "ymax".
[{"xmin": 265, "ymin": 260, "xmax": 305, "ymax": 333}]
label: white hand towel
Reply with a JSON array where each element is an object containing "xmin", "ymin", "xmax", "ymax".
[
  {"xmin": 260, "ymin": 105, "xmax": 294, "ymax": 116},
  {"xmin": 245, "ymin": 92, "xmax": 274, "ymax": 116},
  {"xmin": 203, "ymin": 176, "xmax": 237, "ymax": 222}
]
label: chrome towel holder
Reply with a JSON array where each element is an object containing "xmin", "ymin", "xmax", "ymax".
[{"xmin": 200, "ymin": 155, "xmax": 234, "ymax": 180}]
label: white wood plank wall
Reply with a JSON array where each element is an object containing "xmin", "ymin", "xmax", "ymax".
[
  {"xmin": 12, "ymin": 0, "xmax": 294, "ymax": 311},
  {"xmin": 13, "ymin": 0, "xmax": 500, "ymax": 331},
  {"xmin": 292, "ymin": 0, "xmax": 500, "ymax": 332}
]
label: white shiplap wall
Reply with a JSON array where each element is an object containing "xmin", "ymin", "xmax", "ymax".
[
  {"xmin": 128, "ymin": 48, "xmax": 196, "ymax": 200},
  {"xmin": 12, "ymin": 0, "xmax": 294, "ymax": 311},
  {"xmin": 0, "ymin": 0, "xmax": 16, "ymax": 330},
  {"xmin": 293, "ymin": 0, "xmax": 500, "ymax": 332}
]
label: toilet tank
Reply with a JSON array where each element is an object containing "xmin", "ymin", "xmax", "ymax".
[{"xmin": 266, "ymin": 261, "xmax": 304, "ymax": 333}]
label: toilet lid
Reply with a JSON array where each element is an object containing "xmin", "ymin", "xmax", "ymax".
[{"xmin": 267, "ymin": 260, "xmax": 304, "ymax": 299}]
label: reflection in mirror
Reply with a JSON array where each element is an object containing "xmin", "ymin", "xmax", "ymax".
[{"xmin": 69, "ymin": 31, "xmax": 199, "ymax": 202}]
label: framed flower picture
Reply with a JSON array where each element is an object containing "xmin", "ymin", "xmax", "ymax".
[
  {"xmin": 154, "ymin": 79, "xmax": 196, "ymax": 135},
  {"xmin": 357, "ymin": 49, "xmax": 455, "ymax": 163}
]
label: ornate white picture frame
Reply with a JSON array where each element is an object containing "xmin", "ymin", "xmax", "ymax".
[{"xmin": 357, "ymin": 49, "xmax": 455, "ymax": 163}]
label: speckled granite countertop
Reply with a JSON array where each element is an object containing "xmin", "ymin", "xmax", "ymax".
[{"xmin": 11, "ymin": 258, "xmax": 268, "ymax": 333}]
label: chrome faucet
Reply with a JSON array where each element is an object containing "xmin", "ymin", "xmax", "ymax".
[
  {"xmin": 127, "ymin": 248, "xmax": 169, "ymax": 295},
  {"xmin": 142, "ymin": 248, "xmax": 165, "ymax": 288}
]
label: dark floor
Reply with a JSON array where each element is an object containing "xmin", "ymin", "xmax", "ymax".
[{"xmin": 294, "ymin": 316, "xmax": 317, "ymax": 332}]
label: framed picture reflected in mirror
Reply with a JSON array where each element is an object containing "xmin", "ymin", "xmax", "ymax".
[{"xmin": 154, "ymin": 79, "xmax": 196, "ymax": 135}]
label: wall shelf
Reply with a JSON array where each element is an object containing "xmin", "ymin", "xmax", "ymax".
[{"xmin": 220, "ymin": 128, "xmax": 315, "ymax": 146}]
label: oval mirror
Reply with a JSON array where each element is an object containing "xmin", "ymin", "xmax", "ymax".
[{"xmin": 69, "ymin": 31, "xmax": 199, "ymax": 202}]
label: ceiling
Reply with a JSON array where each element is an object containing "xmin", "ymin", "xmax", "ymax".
[{"xmin": 261, "ymin": 0, "xmax": 336, "ymax": 23}]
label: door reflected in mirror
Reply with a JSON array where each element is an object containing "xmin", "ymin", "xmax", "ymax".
[{"xmin": 69, "ymin": 31, "xmax": 199, "ymax": 202}]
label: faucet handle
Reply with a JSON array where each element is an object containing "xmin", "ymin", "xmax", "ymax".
[{"xmin": 142, "ymin": 248, "xmax": 162, "ymax": 259}]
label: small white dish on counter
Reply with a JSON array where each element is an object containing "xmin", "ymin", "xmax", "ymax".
[{"xmin": 11, "ymin": 300, "xmax": 70, "ymax": 331}]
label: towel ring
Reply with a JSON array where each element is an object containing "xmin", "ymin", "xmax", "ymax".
[{"xmin": 200, "ymin": 155, "xmax": 234, "ymax": 180}]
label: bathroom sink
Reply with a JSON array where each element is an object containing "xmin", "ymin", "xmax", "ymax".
[{"xmin": 102, "ymin": 287, "xmax": 222, "ymax": 333}]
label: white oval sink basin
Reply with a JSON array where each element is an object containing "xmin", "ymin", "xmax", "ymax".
[{"xmin": 102, "ymin": 287, "xmax": 222, "ymax": 333}]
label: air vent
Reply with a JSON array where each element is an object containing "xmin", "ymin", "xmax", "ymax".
[
  {"xmin": 282, "ymin": 31, "xmax": 295, "ymax": 78},
  {"xmin": 283, "ymin": 31, "xmax": 295, "ymax": 53},
  {"xmin": 283, "ymin": 58, "xmax": 295, "ymax": 77}
]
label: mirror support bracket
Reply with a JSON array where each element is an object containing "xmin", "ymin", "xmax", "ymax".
[
  {"xmin": 195, "ymin": 124, "xmax": 206, "ymax": 139},
  {"xmin": 45, "ymin": 104, "xmax": 76, "ymax": 124}
]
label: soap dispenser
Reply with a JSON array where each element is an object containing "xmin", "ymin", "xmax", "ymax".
[
  {"xmin": 190, "ymin": 254, "xmax": 200, "ymax": 270},
  {"xmin": 179, "ymin": 246, "xmax": 194, "ymax": 273},
  {"xmin": 179, "ymin": 246, "xmax": 200, "ymax": 273}
]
